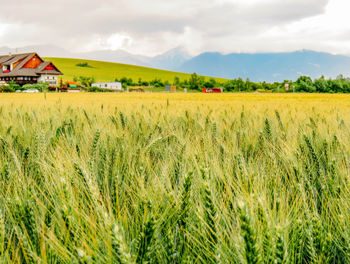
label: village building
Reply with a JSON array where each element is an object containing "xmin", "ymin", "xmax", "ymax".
[
  {"xmin": 91, "ymin": 82, "xmax": 122, "ymax": 90},
  {"xmin": 165, "ymin": 85, "xmax": 177, "ymax": 92},
  {"xmin": 0, "ymin": 53, "xmax": 63, "ymax": 86},
  {"xmin": 202, "ymin": 88, "xmax": 223, "ymax": 93}
]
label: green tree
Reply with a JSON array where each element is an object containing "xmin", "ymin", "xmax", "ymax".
[
  {"xmin": 330, "ymin": 79, "xmax": 344, "ymax": 93},
  {"xmin": 223, "ymin": 80, "xmax": 236, "ymax": 92},
  {"xmin": 78, "ymin": 76, "xmax": 95, "ymax": 87},
  {"xmin": 296, "ymin": 76, "xmax": 315, "ymax": 92},
  {"xmin": 314, "ymin": 76, "xmax": 329, "ymax": 93},
  {"xmin": 245, "ymin": 78, "xmax": 251, "ymax": 91},
  {"xmin": 173, "ymin": 76, "xmax": 180, "ymax": 86},
  {"xmin": 150, "ymin": 78, "xmax": 164, "ymax": 87},
  {"xmin": 203, "ymin": 78, "xmax": 215, "ymax": 88},
  {"xmin": 237, "ymin": 77, "xmax": 244, "ymax": 91},
  {"xmin": 189, "ymin": 73, "xmax": 201, "ymax": 90}
]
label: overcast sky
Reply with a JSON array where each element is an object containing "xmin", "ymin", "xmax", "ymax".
[{"xmin": 0, "ymin": 0, "xmax": 349, "ymax": 56}]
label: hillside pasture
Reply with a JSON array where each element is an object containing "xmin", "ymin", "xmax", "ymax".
[{"xmin": 45, "ymin": 57, "xmax": 228, "ymax": 83}]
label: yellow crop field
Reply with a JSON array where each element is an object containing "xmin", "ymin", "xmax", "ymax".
[{"xmin": 0, "ymin": 93, "xmax": 350, "ymax": 263}]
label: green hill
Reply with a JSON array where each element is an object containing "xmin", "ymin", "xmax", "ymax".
[{"xmin": 45, "ymin": 57, "xmax": 228, "ymax": 83}]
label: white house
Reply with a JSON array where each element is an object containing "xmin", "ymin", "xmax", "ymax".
[
  {"xmin": 38, "ymin": 74, "xmax": 59, "ymax": 86},
  {"xmin": 91, "ymin": 82, "xmax": 122, "ymax": 90}
]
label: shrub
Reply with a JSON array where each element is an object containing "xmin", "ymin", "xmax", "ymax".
[
  {"xmin": 0, "ymin": 84, "xmax": 15, "ymax": 93},
  {"xmin": 76, "ymin": 62, "xmax": 93, "ymax": 68},
  {"xmin": 22, "ymin": 82, "xmax": 49, "ymax": 92},
  {"xmin": 87, "ymin": 86, "xmax": 121, "ymax": 92}
]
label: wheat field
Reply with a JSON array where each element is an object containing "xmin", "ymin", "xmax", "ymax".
[{"xmin": 0, "ymin": 93, "xmax": 350, "ymax": 263}]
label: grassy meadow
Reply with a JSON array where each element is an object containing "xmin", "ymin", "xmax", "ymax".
[
  {"xmin": 44, "ymin": 57, "xmax": 227, "ymax": 83},
  {"xmin": 1, "ymin": 93, "xmax": 350, "ymax": 263}
]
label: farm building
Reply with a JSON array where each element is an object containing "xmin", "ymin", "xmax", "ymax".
[
  {"xmin": 0, "ymin": 53, "xmax": 62, "ymax": 86},
  {"xmin": 68, "ymin": 81, "xmax": 78, "ymax": 88},
  {"xmin": 165, "ymin": 85, "xmax": 176, "ymax": 92},
  {"xmin": 202, "ymin": 88, "xmax": 223, "ymax": 93},
  {"xmin": 91, "ymin": 82, "xmax": 122, "ymax": 90}
]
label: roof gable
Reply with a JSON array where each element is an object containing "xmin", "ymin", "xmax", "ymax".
[
  {"xmin": 37, "ymin": 61, "xmax": 63, "ymax": 75},
  {"xmin": 22, "ymin": 54, "xmax": 43, "ymax": 69}
]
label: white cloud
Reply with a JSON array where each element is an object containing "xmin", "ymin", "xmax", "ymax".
[
  {"xmin": 0, "ymin": 23, "xmax": 8, "ymax": 37},
  {"xmin": 83, "ymin": 33, "xmax": 133, "ymax": 52}
]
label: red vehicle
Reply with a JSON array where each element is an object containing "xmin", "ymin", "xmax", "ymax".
[{"xmin": 202, "ymin": 88, "xmax": 223, "ymax": 93}]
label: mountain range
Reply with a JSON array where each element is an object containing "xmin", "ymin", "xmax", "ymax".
[
  {"xmin": 0, "ymin": 45, "xmax": 190, "ymax": 71},
  {"xmin": 180, "ymin": 50, "xmax": 350, "ymax": 82},
  {"xmin": 1, "ymin": 45, "xmax": 350, "ymax": 82}
]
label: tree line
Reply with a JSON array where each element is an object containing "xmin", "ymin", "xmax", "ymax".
[
  {"xmin": 115, "ymin": 73, "xmax": 350, "ymax": 93},
  {"xmin": 2, "ymin": 73, "xmax": 350, "ymax": 93}
]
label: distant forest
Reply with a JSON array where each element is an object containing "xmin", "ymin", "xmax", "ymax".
[
  {"xmin": 115, "ymin": 73, "xmax": 350, "ymax": 93},
  {"xmin": 2, "ymin": 73, "xmax": 350, "ymax": 93}
]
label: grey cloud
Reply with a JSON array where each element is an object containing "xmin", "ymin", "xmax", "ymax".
[
  {"xmin": 1, "ymin": 0, "xmax": 329, "ymax": 34},
  {"xmin": 1, "ymin": 0, "xmax": 191, "ymax": 36},
  {"xmin": 191, "ymin": 0, "xmax": 329, "ymax": 37},
  {"xmin": 0, "ymin": 0, "xmax": 335, "ymax": 54},
  {"xmin": 245, "ymin": 0, "xmax": 329, "ymax": 22}
]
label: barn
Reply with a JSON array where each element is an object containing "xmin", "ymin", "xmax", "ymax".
[{"xmin": 0, "ymin": 53, "xmax": 63, "ymax": 86}]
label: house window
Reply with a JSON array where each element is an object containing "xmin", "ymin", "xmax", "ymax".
[{"xmin": 3, "ymin": 65, "xmax": 10, "ymax": 72}]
